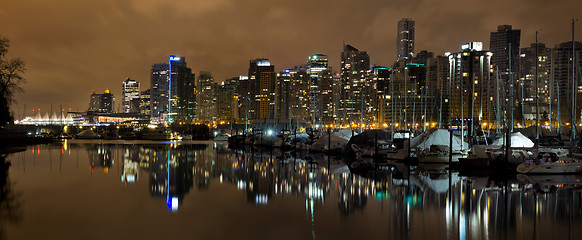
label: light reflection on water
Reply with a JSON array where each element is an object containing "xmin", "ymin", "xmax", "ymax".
[{"xmin": 2, "ymin": 139, "xmax": 582, "ymax": 239}]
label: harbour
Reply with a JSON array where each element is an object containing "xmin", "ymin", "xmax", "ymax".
[{"xmin": 1, "ymin": 139, "xmax": 582, "ymax": 239}]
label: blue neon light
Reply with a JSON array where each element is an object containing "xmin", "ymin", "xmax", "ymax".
[{"xmin": 168, "ymin": 56, "xmax": 172, "ymax": 123}]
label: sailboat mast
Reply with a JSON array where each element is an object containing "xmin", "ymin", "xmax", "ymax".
[
  {"xmin": 460, "ymin": 55, "xmax": 464, "ymax": 149},
  {"xmin": 557, "ymin": 68, "xmax": 561, "ymax": 135},
  {"xmin": 487, "ymin": 55, "xmax": 491, "ymax": 136},
  {"xmin": 496, "ymin": 67, "xmax": 501, "ymax": 135},
  {"xmin": 404, "ymin": 66, "xmax": 408, "ymax": 130},
  {"xmin": 509, "ymin": 43, "xmax": 514, "ymax": 132},
  {"xmin": 423, "ymin": 74, "xmax": 427, "ymax": 132},
  {"xmin": 535, "ymin": 31, "xmax": 540, "ymax": 139},
  {"xmin": 438, "ymin": 61, "xmax": 443, "ymax": 129},
  {"xmin": 471, "ymin": 72, "xmax": 475, "ymax": 140},
  {"xmin": 571, "ymin": 19, "xmax": 577, "ymax": 143},
  {"xmin": 392, "ymin": 70, "xmax": 395, "ymax": 132}
]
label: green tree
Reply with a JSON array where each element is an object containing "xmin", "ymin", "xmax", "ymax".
[{"xmin": 0, "ymin": 36, "xmax": 25, "ymax": 127}]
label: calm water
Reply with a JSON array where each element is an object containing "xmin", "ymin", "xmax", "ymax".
[{"xmin": 1, "ymin": 140, "xmax": 582, "ymax": 240}]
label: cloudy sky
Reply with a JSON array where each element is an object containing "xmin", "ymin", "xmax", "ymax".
[{"xmin": 1, "ymin": 0, "xmax": 581, "ymax": 117}]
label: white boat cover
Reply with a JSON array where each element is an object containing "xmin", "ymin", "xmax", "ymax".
[
  {"xmin": 310, "ymin": 130, "xmax": 351, "ymax": 152},
  {"xmin": 491, "ymin": 132, "xmax": 534, "ymax": 148},
  {"xmin": 411, "ymin": 129, "xmax": 469, "ymax": 151}
]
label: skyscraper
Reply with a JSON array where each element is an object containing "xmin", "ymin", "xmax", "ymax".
[
  {"xmin": 448, "ymin": 42, "xmax": 495, "ymax": 135},
  {"xmin": 425, "ymin": 55, "xmax": 450, "ymax": 127},
  {"xmin": 217, "ymin": 77, "xmax": 239, "ymax": 123},
  {"xmin": 275, "ymin": 69, "xmax": 291, "ymax": 121},
  {"xmin": 139, "ymin": 89, "xmax": 151, "ymax": 116},
  {"xmin": 88, "ymin": 89, "xmax": 115, "ymax": 113},
  {"xmin": 552, "ymin": 41, "xmax": 582, "ymax": 125},
  {"xmin": 339, "ymin": 44, "xmax": 371, "ymax": 125},
  {"xmin": 122, "ymin": 78, "xmax": 140, "ymax": 113},
  {"xmin": 248, "ymin": 59, "xmax": 276, "ymax": 121},
  {"xmin": 397, "ymin": 18, "xmax": 415, "ymax": 61},
  {"xmin": 150, "ymin": 63, "xmax": 169, "ymax": 120},
  {"xmin": 196, "ymin": 71, "xmax": 217, "ymax": 122},
  {"xmin": 490, "ymin": 25, "xmax": 521, "ymax": 127},
  {"xmin": 519, "ymin": 42, "xmax": 552, "ymax": 124},
  {"xmin": 490, "ymin": 25, "xmax": 521, "ymax": 76},
  {"xmin": 150, "ymin": 56, "xmax": 196, "ymax": 123},
  {"xmin": 307, "ymin": 54, "xmax": 328, "ymax": 123},
  {"xmin": 288, "ymin": 66, "xmax": 310, "ymax": 122},
  {"xmin": 372, "ymin": 66, "xmax": 392, "ymax": 125},
  {"xmin": 391, "ymin": 60, "xmax": 426, "ymax": 130},
  {"xmin": 236, "ymin": 75, "xmax": 249, "ymax": 123},
  {"xmin": 318, "ymin": 68, "xmax": 336, "ymax": 125}
]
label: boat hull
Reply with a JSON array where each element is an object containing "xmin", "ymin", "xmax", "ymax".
[
  {"xmin": 418, "ymin": 153, "xmax": 464, "ymax": 163},
  {"xmin": 517, "ymin": 161, "xmax": 582, "ymax": 174}
]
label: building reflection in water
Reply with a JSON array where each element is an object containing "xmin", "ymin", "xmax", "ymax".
[{"xmin": 74, "ymin": 142, "xmax": 582, "ymax": 239}]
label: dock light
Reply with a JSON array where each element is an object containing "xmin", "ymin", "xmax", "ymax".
[
  {"xmin": 267, "ymin": 129, "xmax": 273, "ymax": 136},
  {"xmin": 315, "ymin": 124, "xmax": 320, "ymax": 128}
]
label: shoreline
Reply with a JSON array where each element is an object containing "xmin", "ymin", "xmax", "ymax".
[{"xmin": 0, "ymin": 132, "xmax": 57, "ymax": 154}]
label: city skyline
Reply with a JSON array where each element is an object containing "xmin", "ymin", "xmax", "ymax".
[{"xmin": 2, "ymin": 0, "xmax": 582, "ymax": 114}]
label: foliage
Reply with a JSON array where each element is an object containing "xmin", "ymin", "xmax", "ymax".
[{"xmin": 0, "ymin": 36, "xmax": 26, "ymax": 126}]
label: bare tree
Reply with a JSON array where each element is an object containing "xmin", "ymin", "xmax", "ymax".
[{"xmin": 0, "ymin": 36, "xmax": 26, "ymax": 126}]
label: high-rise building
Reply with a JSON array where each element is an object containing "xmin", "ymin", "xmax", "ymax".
[
  {"xmin": 88, "ymin": 90, "xmax": 115, "ymax": 113},
  {"xmin": 339, "ymin": 44, "xmax": 371, "ymax": 125},
  {"xmin": 397, "ymin": 18, "xmax": 415, "ymax": 61},
  {"xmin": 139, "ymin": 89, "xmax": 151, "ymax": 116},
  {"xmin": 122, "ymin": 78, "xmax": 140, "ymax": 113},
  {"xmin": 552, "ymin": 41, "xmax": 582, "ymax": 126},
  {"xmin": 490, "ymin": 25, "xmax": 521, "ymax": 125},
  {"xmin": 307, "ymin": 54, "xmax": 328, "ymax": 79},
  {"xmin": 448, "ymin": 42, "xmax": 495, "ymax": 134},
  {"xmin": 150, "ymin": 63, "xmax": 169, "ymax": 120},
  {"xmin": 236, "ymin": 76, "xmax": 249, "ymax": 123},
  {"xmin": 150, "ymin": 56, "xmax": 196, "ymax": 123},
  {"xmin": 425, "ymin": 55, "xmax": 450, "ymax": 127},
  {"xmin": 217, "ymin": 77, "xmax": 239, "ymax": 123},
  {"xmin": 519, "ymin": 43, "xmax": 552, "ymax": 124},
  {"xmin": 372, "ymin": 67, "xmax": 392, "ymax": 125},
  {"xmin": 318, "ymin": 68, "xmax": 335, "ymax": 125},
  {"xmin": 490, "ymin": 25, "xmax": 521, "ymax": 75},
  {"xmin": 275, "ymin": 70, "xmax": 291, "ymax": 121},
  {"xmin": 288, "ymin": 66, "xmax": 310, "ymax": 122},
  {"xmin": 412, "ymin": 50, "xmax": 433, "ymax": 65},
  {"xmin": 196, "ymin": 71, "xmax": 217, "ymax": 122},
  {"xmin": 307, "ymin": 54, "xmax": 328, "ymax": 123},
  {"xmin": 391, "ymin": 60, "xmax": 426, "ymax": 130},
  {"xmin": 248, "ymin": 59, "xmax": 276, "ymax": 121}
]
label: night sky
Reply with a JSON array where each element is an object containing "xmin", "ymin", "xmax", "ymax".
[{"xmin": 1, "ymin": 0, "xmax": 581, "ymax": 117}]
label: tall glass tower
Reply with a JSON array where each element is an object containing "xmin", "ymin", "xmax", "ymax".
[{"xmin": 397, "ymin": 18, "xmax": 415, "ymax": 61}]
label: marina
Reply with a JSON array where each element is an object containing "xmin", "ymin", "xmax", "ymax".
[{"xmin": 1, "ymin": 140, "xmax": 582, "ymax": 239}]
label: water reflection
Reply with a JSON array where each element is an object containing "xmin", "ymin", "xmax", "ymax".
[
  {"xmin": 7, "ymin": 141, "xmax": 582, "ymax": 239},
  {"xmin": 0, "ymin": 155, "xmax": 22, "ymax": 240}
]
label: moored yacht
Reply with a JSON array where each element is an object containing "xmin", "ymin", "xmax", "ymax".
[{"xmin": 516, "ymin": 153, "xmax": 582, "ymax": 174}]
